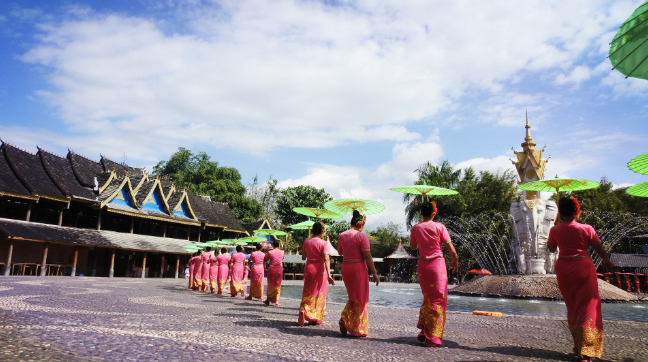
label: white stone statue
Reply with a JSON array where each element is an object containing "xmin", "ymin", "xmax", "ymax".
[{"xmin": 510, "ymin": 199, "xmax": 558, "ymax": 274}]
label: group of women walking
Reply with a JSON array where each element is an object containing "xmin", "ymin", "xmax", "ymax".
[
  {"xmin": 186, "ymin": 197, "xmax": 613, "ymax": 362},
  {"xmin": 187, "ymin": 240, "xmax": 284, "ymax": 305}
]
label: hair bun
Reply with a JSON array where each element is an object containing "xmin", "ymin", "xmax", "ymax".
[{"xmin": 352, "ymin": 210, "xmax": 361, "ymax": 218}]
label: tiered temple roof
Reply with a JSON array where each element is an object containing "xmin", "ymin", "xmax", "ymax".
[{"xmin": 0, "ymin": 141, "xmax": 247, "ymax": 233}]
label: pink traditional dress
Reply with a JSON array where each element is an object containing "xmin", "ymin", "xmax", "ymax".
[
  {"xmin": 201, "ymin": 252, "xmax": 213, "ymax": 292},
  {"xmin": 410, "ymin": 220, "xmax": 451, "ymax": 346},
  {"xmin": 265, "ymin": 248, "xmax": 285, "ymax": 305},
  {"xmin": 338, "ymin": 229, "xmax": 371, "ymax": 337},
  {"xmin": 548, "ymin": 221, "xmax": 604, "ymax": 359},
  {"xmin": 230, "ymin": 252, "xmax": 247, "ymax": 297},
  {"xmin": 193, "ymin": 254, "xmax": 203, "ymax": 290},
  {"xmin": 209, "ymin": 253, "xmax": 219, "ymax": 293},
  {"xmin": 188, "ymin": 256, "xmax": 197, "ymax": 289},
  {"xmin": 216, "ymin": 253, "xmax": 231, "ymax": 294},
  {"xmin": 249, "ymin": 251, "xmax": 266, "ymax": 299},
  {"xmin": 299, "ymin": 237, "xmax": 330, "ymax": 325}
]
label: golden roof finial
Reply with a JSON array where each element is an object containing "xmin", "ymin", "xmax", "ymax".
[{"xmin": 524, "ymin": 110, "xmax": 532, "ymax": 142}]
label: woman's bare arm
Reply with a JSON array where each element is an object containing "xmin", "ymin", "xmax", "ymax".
[
  {"xmin": 444, "ymin": 241, "xmax": 459, "ymax": 273},
  {"xmin": 324, "ymin": 254, "xmax": 335, "ymax": 285},
  {"xmin": 592, "ymin": 242, "xmax": 614, "ymax": 270},
  {"xmin": 361, "ymin": 250, "xmax": 379, "ymax": 286}
]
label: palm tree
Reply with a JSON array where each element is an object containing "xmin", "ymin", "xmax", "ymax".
[{"xmin": 404, "ymin": 161, "xmax": 461, "ymax": 230}]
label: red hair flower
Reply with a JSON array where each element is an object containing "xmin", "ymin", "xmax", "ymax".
[
  {"xmin": 571, "ymin": 196, "xmax": 581, "ymax": 216},
  {"xmin": 432, "ymin": 201, "xmax": 437, "ymax": 216},
  {"xmin": 357, "ymin": 215, "xmax": 367, "ymax": 227}
]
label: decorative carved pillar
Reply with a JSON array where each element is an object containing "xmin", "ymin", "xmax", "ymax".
[
  {"xmin": 130, "ymin": 217, "xmax": 134, "ymax": 233},
  {"xmin": 163, "ymin": 223, "xmax": 167, "ymax": 238},
  {"xmin": 57, "ymin": 207, "xmax": 64, "ymax": 226},
  {"xmin": 40, "ymin": 243, "xmax": 49, "ymax": 277},
  {"xmin": 109, "ymin": 249, "xmax": 116, "ymax": 278},
  {"xmin": 141, "ymin": 252, "xmax": 147, "ymax": 279},
  {"xmin": 3, "ymin": 241, "xmax": 13, "ymax": 276},
  {"xmin": 71, "ymin": 246, "xmax": 79, "ymax": 276},
  {"xmin": 186, "ymin": 225, "xmax": 191, "ymax": 240}
]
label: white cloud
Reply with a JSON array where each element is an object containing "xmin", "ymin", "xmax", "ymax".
[
  {"xmin": 12, "ymin": 0, "xmax": 636, "ymax": 160},
  {"xmin": 554, "ymin": 65, "xmax": 592, "ymax": 85},
  {"xmin": 613, "ymin": 183, "xmax": 634, "ymax": 189},
  {"xmin": 455, "ymin": 155, "xmax": 516, "ymax": 176}
]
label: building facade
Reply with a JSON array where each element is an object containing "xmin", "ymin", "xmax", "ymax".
[{"xmin": 0, "ymin": 142, "xmax": 248, "ymax": 278}]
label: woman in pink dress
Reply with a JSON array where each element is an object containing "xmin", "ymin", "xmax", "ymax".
[
  {"xmin": 548, "ymin": 197, "xmax": 613, "ymax": 362},
  {"xmin": 193, "ymin": 250, "xmax": 204, "ymax": 290},
  {"xmin": 209, "ymin": 248, "xmax": 219, "ymax": 293},
  {"xmin": 229, "ymin": 246, "xmax": 247, "ymax": 297},
  {"xmin": 201, "ymin": 247, "xmax": 214, "ymax": 292},
  {"xmin": 246, "ymin": 244, "xmax": 266, "ymax": 301},
  {"xmin": 216, "ymin": 248, "xmax": 231, "ymax": 295},
  {"xmin": 410, "ymin": 201, "xmax": 458, "ymax": 347},
  {"xmin": 264, "ymin": 240, "xmax": 285, "ymax": 307},
  {"xmin": 338, "ymin": 210, "xmax": 379, "ymax": 337},
  {"xmin": 298, "ymin": 221, "xmax": 335, "ymax": 326},
  {"xmin": 188, "ymin": 253, "xmax": 197, "ymax": 289}
]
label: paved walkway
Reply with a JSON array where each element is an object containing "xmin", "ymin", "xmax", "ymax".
[{"xmin": 0, "ymin": 277, "xmax": 645, "ymax": 361}]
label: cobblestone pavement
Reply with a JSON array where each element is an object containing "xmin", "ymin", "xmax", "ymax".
[{"xmin": 0, "ymin": 277, "xmax": 646, "ymax": 362}]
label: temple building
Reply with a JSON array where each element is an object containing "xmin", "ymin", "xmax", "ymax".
[
  {"xmin": 511, "ymin": 112, "xmax": 549, "ymax": 201},
  {"xmin": 0, "ymin": 141, "xmax": 248, "ymax": 278}
]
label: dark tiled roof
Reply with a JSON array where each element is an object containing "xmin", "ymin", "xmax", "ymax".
[
  {"xmin": 130, "ymin": 174, "xmax": 147, "ymax": 192},
  {"xmin": 213, "ymin": 202, "xmax": 247, "ymax": 233},
  {"xmin": 187, "ymin": 194, "xmax": 218, "ymax": 223},
  {"xmin": 610, "ymin": 253, "xmax": 648, "ymax": 268},
  {"xmin": 167, "ymin": 192, "xmax": 184, "ymax": 210},
  {"xmin": 96, "ymin": 172, "xmax": 115, "ymax": 192},
  {"xmin": 0, "ymin": 147, "xmax": 34, "ymax": 199},
  {"xmin": 101, "ymin": 157, "xmax": 144, "ymax": 177},
  {"xmin": 68, "ymin": 151, "xmax": 103, "ymax": 188},
  {"xmin": 242, "ymin": 219, "xmax": 265, "ymax": 235},
  {"xmin": 2, "ymin": 143, "xmax": 68, "ymax": 201},
  {"xmin": 134, "ymin": 180, "xmax": 157, "ymax": 206},
  {"xmin": 98, "ymin": 177, "xmax": 127, "ymax": 204},
  {"xmin": 38, "ymin": 148, "xmax": 96, "ymax": 201},
  {"xmin": 0, "ymin": 217, "xmax": 192, "ymax": 254}
]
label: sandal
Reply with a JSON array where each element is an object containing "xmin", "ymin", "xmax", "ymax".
[
  {"xmin": 417, "ymin": 332, "xmax": 425, "ymax": 343},
  {"xmin": 339, "ymin": 320, "xmax": 347, "ymax": 336}
]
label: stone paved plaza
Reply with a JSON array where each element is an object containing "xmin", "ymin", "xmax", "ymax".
[{"xmin": 0, "ymin": 277, "xmax": 646, "ymax": 362}]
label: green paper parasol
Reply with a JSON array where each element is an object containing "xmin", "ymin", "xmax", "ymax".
[
  {"xmin": 238, "ymin": 236, "xmax": 268, "ymax": 244},
  {"xmin": 292, "ymin": 207, "xmax": 342, "ymax": 219},
  {"xmin": 287, "ymin": 220, "xmax": 315, "ymax": 230},
  {"xmin": 609, "ymin": 1, "xmax": 648, "ymax": 80},
  {"xmin": 390, "ymin": 185, "xmax": 458, "ymax": 197},
  {"xmin": 517, "ymin": 176, "xmax": 600, "ymax": 193},
  {"xmin": 323, "ymin": 198, "xmax": 385, "ymax": 215},
  {"xmin": 626, "ymin": 182, "xmax": 648, "ymax": 197},
  {"xmin": 253, "ymin": 229, "xmax": 287, "ymax": 236},
  {"xmin": 628, "ymin": 152, "xmax": 648, "ymax": 175}
]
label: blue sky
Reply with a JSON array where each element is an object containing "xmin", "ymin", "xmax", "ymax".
[{"xmin": 1, "ymin": 0, "xmax": 647, "ymax": 228}]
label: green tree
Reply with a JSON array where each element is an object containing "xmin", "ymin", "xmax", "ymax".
[
  {"xmin": 246, "ymin": 175, "xmax": 282, "ymax": 227},
  {"xmin": 153, "ymin": 147, "xmax": 261, "ymax": 223},
  {"xmin": 571, "ymin": 177, "xmax": 648, "ymax": 215},
  {"xmin": 404, "ymin": 161, "xmax": 461, "ymax": 230},
  {"xmin": 366, "ymin": 222, "xmax": 408, "ymax": 257},
  {"xmin": 274, "ymin": 185, "xmax": 332, "ymax": 226},
  {"xmin": 326, "ymin": 220, "xmax": 350, "ymax": 248}
]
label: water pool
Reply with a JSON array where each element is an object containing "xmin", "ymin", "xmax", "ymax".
[{"xmin": 278, "ymin": 285, "xmax": 648, "ymax": 322}]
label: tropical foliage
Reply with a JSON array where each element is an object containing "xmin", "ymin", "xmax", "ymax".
[{"xmin": 152, "ymin": 147, "xmax": 262, "ymax": 223}]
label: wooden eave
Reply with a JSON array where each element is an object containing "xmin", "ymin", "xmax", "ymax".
[{"xmin": 0, "ymin": 190, "xmax": 39, "ymax": 201}]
